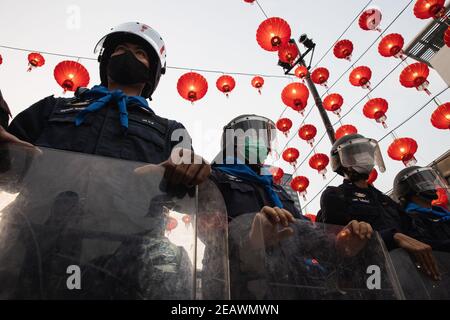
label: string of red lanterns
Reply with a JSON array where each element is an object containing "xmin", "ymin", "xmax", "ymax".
[
  {"xmin": 177, "ymin": 72, "xmax": 208, "ymax": 103},
  {"xmin": 387, "ymin": 137, "xmax": 418, "ymax": 167},
  {"xmin": 298, "ymin": 124, "xmax": 317, "ymax": 147},
  {"xmin": 430, "ymin": 102, "xmax": 450, "ymax": 130},
  {"xmin": 349, "ymin": 66, "xmax": 372, "ymax": 90},
  {"xmin": 256, "ymin": 17, "xmax": 291, "ymax": 51},
  {"xmin": 399, "ymin": 62, "xmax": 431, "ymax": 95},
  {"xmin": 27, "ymin": 52, "xmax": 45, "ymax": 72},
  {"xmin": 276, "ymin": 118, "xmax": 293, "ymax": 137},
  {"xmin": 53, "ymin": 60, "xmax": 90, "ymax": 93},
  {"xmin": 358, "ymin": 8, "xmax": 383, "ymax": 32},
  {"xmin": 290, "ymin": 176, "xmax": 310, "ymax": 201},
  {"xmin": 335, "ymin": 124, "xmax": 358, "ymax": 140},
  {"xmin": 363, "ymin": 98, "xmax": 389, "ymax": 128},
  {"xmin": 216, "ymin": 75, "xmax": 236, "ymax": 97},
  {"xmin": 281, "ymin": 82, "xmax": 310, "ymax": 115},
  {"xmin": 309, "ymin": 153, "xmax": 329, "ymax": 179},
  {"xmin": 251, "ymin": 76, "xmax": 265, "ymax": 94},
  {"xmin": 333, "ymin": 39, "xmax": 354, "ymax": 61},
  {"xmin": 413, "ymin": 0, "xmax": 446, "ymax": 20},
  {"xmin": 378, "ymin": 33, "xmax": 405, "ymax": 59},
  {"xmin": 323, "ymin": 93, "xmax": 344, "ymax": 118},
  {"xmin": 311, "ymin": 67, "xmax": 330, "ymax": 88}
]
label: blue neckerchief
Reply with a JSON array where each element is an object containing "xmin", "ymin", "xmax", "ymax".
[
  {"xmin": 74, "ymin": 85, "xmax": 152, "ymax": 129},
  {"xmin": 405, "ymin": 202, "xmax": 450, "ymax": 222},
  {"xmin": 213, "ymin": 157, "xmax": 284, "ymax": 209}
]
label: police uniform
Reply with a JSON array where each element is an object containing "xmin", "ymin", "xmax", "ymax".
[
  {"xmin": 317, "ymin": 180, "xmax": 404, "ymax": 250},
  {"xmin": 6, "ymin": 94, "xmax": 191, "ymax": 164},
  {"xmin": 210, "ymin": 168, "xmax": 304, "ymax": 220}
]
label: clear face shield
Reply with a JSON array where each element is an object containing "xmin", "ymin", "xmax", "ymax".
[
  {"xmin": 222, "ymin": 116, "xmax": 278, "ymax": 167},
  {"xmin": 401, "ymin": 167, "xmax": 449, "ymax": 199},
  {"xmin": 336, "ymin": 138, "xmax": 386, "ymax": 175}
]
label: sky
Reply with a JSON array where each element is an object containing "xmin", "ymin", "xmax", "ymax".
[{"xmin": 0, "ymin": 0, "xmax": 449, "ymax": 215}]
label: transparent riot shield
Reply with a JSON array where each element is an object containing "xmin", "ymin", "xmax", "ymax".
[
  {"xmin": 390, "ymin": 249, "xmax": 450, "ymax": 300},
  {"xmin": 227, "ymin": 214, "xmax": 404, "ymax": 300},
  {"xmin": 0, "ymin": 143, "xmax": 206, "ymax": 300}
]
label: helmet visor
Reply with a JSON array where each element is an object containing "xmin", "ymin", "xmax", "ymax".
[
  {"xmin": 337, "ymin": 138, "xmax": 386, "ymax": 173},
  {"xmin": 222, "ymin": 115, "xmax": 278, "ymax": 164},
  {"xmin": 400, "ymin": 167, "xmax": 449, "ymax": 194}
]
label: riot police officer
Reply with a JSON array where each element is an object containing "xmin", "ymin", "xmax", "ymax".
[
  {"xmin": 393, "ymin": 166, "xmax": 450, "ymax": 252},
  {"xmin": 209, "ymin": 115, "xmax": 375, "ymax": 299},
  {"xmin": 317, "ymin": 134, "xmax": 440, "ymax": 279},
  {"xmin": 0, "ymin": 22, "xmax": 210, "ymax": 187}
]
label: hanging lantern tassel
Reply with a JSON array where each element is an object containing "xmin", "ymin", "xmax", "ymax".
[
  {"xmin": 319, "ymin": 168, "xmax": 328, "ymax": 180},
  {"xmin": 377, "ymin": 115, "xmax": 388, "ymax": 129},
  {"xmin": 300, "ymin": 191, "xmax": 307, "ymax": 201}
]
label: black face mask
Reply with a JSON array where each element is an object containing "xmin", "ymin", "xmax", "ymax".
[
  {"xmin": 345, "ymin": 168, "xmax": 370, "ymax": 183},
  {"xmin": 107, "ymin": 51, "xmax": 150, "ymax": 85},
  {"xmin": 418, "ymin": 190, "xmax": 439, "ymax": 202}
]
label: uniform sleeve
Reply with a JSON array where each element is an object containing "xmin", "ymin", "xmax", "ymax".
[
  {"xmin": 318, "ymin": 186, "xmax": 349, "ymax": 226},
  {"xmin": 7, "ymin": 95, "xmax": 56, "ymax": 144},
  {"xmin": 167, "ymin": 120, "xmax": 193, "ymax": 152}
]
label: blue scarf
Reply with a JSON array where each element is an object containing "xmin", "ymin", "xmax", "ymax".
[
  {"xmin": 74, "ymin": 85, "xmax": 152, "ymax": 129},
  {"xmin": 405, "ymin": 202, "xmax": 450, "ymax": 222},
  {"xmin": 214, "ymin": 158, "xmax": 284, "ymax": 208}
]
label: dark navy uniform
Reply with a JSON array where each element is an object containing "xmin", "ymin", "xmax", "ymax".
[
  {"xmin": 6, "ymin": 94, "xmax": 191, "ymax": 164},
  {"xmin": 210, "ymin": 168, "xmax": 304, "ymax": 221},
  {"xmin": 317, "ymin": 180, "xmax": 404, "ymax": 250},
  {"xmin": 402, "ymin": 205, "xmax": 450, "ymax": 253}
]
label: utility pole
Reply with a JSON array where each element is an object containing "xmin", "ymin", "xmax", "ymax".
[{"xmin": 278, "ymin": 36, "xmax": 336, "ymax": 144}]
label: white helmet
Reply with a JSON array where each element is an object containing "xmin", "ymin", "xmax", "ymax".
[{"xmin": 94, "ymin": 22, "xmax": 167, "ymax": 99}]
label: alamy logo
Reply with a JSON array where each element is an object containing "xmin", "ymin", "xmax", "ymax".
[
  {"xmin": 66, "ymin": 265, "xmax": 81, "ymax": 290},
  {"xmin": 366, "ymin": 265, "xmax": 381, "ymax": 290}
]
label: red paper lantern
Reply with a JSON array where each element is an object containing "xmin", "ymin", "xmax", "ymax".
[
  {"xmin": 430, "ymin": 102, "xmax": 450, "ymax": 130},
  {"xmin": 256, "ymin": 17, "xmax": 291, "ymax": 51},
  {"xmin": 0, "ymin": 54, "xmax": 3, "ymax": 65},
  {"xmin": 278, "ymin": 42, "xmax": 299, "ymax": 64},
  {"xmin": 335, "ymin": 124, "xmax": 358, "ymax": 140},
  {"xmin": 166, "ymin": 216, "xmax": 178, "ymax": 233},
  {"xmin": 359, "ymin": 8, "xmax": 383, "ymax": 32},
  {"xmin": 309, "ymin": 153, "xmax": 329, "ymax": 179},
  {"xmin": 295, "ymin": 66, "xmax": 309, "ymax": 80},
  {"xmin": 298, "ymin": 124, "xmax": 317, "ymax": 147},
  {"xmin": 276, "ymin": 118, "xmax": 293, "ymax": 137},
  {"xmin": 414, "ymin": 0, "xmax": 446, "ymax": 20},
  {"xmin": 177, "ymin": 72, "xmax": 208, "ymax": 103},
  {"xmin": 378, "ymin": 33, "xmax": 405, "ymax": 59},
  {"xmin": 311, "ymin": 67, "xmax": 330, "ymax": 87},
  {"xmin": 251, "ymin": 76, "xmax": 264, "ymax": 94},
  {"xmin": 399, "ymin": 62, "xmax": 431, "ymax": 95},
  {"xmin": 53, "ymin": 60, "xmax": 90, "ymax": 93},
  {"xmin": 388, "ymin": 137, "xmax": 418, "ymax": 167},
  {"xmin": 432, "ymin": 188, "xmax": 449, "ymax": 209},
  {"xmin": 333, "ymin": 40, "xmax": 354, "ymax": 61},
  {"xmin": 363, "ymin": 98, "xmax": 389, "ymax": 128},
  {"xmin": 445, "ymin": 27, "xmax": 450, "ymax": 47},
  {"xmin": 349, "ymin": 66, "xmax": 372, "ymax": 89},
  {"xmin": 244, "ymin": 0, "xmax": 255, "ymax": 3},
  {"xmin": 304, "ymin": 213, "xmax": 317, "ymax": 222},
  {"xmin": 270, "ymin": 166, "xmax": 284, "ymax": 184},
  {"xmin": 323, "ymin": 93, "xmax": 344, "ymax": 117},
  {"xmin": 291, "ymin": 176, "xmax": 310, "ymax": 201},
  {"xmin": 367, "ymin": 169, "xmax": 378, "ymax": 185},
  {"xmin": 27, "ymin": 52, "xmax": 45, "ymax": 72},
  {"xmin": 216, "ymin": 75, "xmax": 236, "ymax": 97},
  {"xmin": 281, "ymin": 82, "xmax": 310, "ymax": 114},
  {"xmin": 283, "ymin": 147, "xmax": 300, "ymax": 167}
]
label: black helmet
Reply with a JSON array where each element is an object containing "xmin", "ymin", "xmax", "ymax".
[
  {"xmin": 330, "ymin": 133, "xmax": 386, "ymax": 176},
  {"xmin": 94, "ymin": 22, "xmax": 167, "ymax": 100},
  {"xmin": 393, "ymin": 166, "xmax": 448, "ymax": 204}
]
